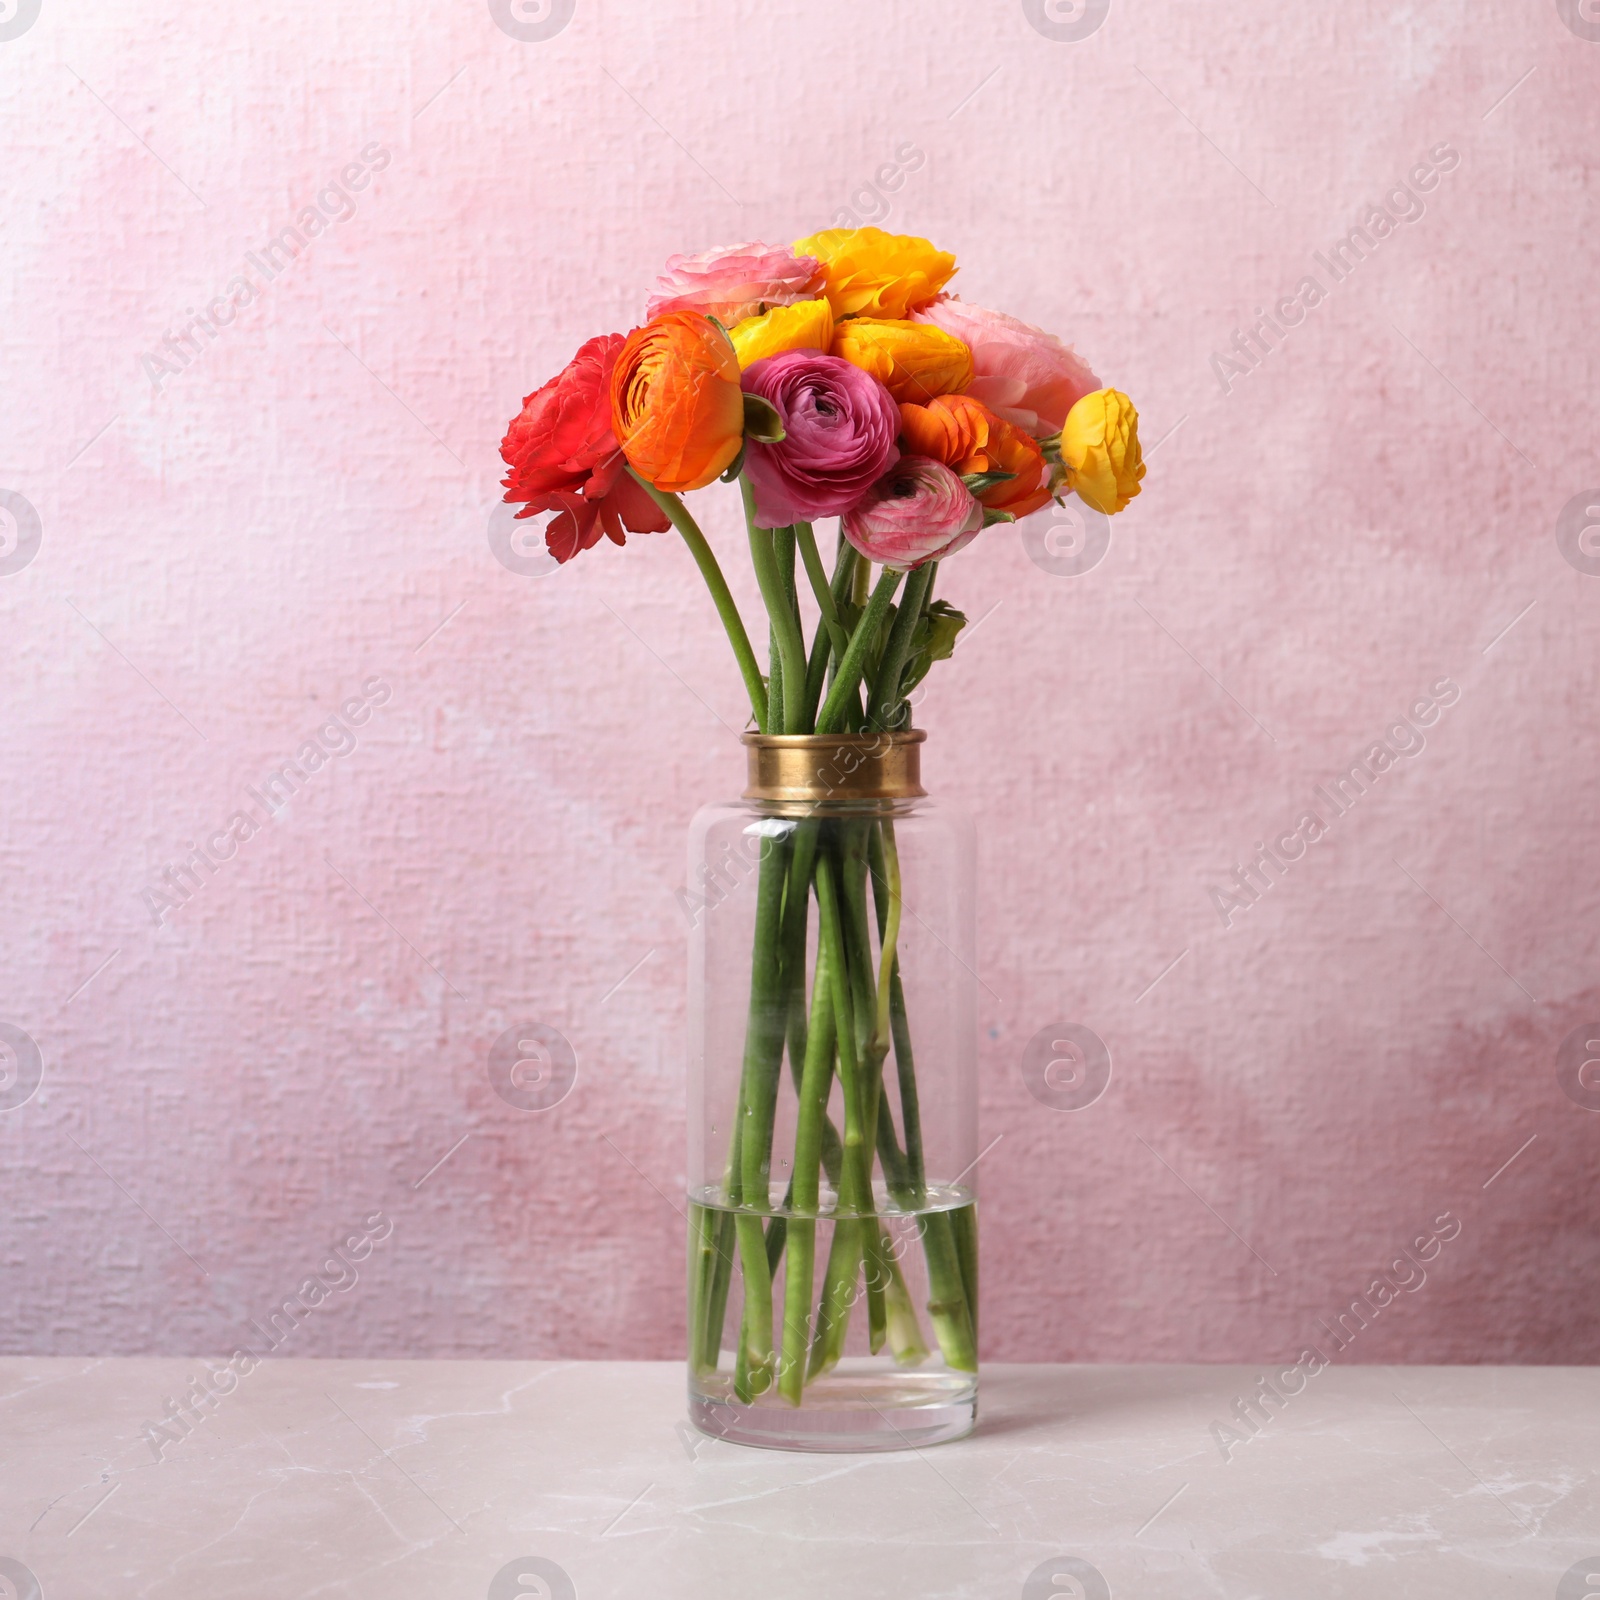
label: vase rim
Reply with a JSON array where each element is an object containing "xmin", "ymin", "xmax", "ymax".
[
  {"xmin": 741, "ymin": 728, "xmax": 926, "ymax": 804},
  {"xmin": 741, "ymin": 729, "xmax": 926, "ymax": 748}
]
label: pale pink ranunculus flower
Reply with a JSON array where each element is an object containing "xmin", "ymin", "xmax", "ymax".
[
  {"xmin": 912, "ymin": 295, "xmax": 1099, "ymax": 437},
  {"xmin": 646, "ymin": 242, "xmax": 825, "ymax": 328},
  {"xmin": 842, "ymin": 456, "xmax": 984, "ymax": 572}
]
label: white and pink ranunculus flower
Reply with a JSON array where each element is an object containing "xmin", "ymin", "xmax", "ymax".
[
  {"xmin": 842, "ymin": 456, "xmax": 984, "ymax": 572},
  {"xmin": 646, "ymin": 242, "xmax": 825, "ymax": 329}
]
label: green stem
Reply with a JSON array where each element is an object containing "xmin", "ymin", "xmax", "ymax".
[
  {"xmin": 738, "ymin": 837, "xmax": 792, "ymax": 1209},
  {"xmin": 688, "ymin": 1203, "xmax": 718, "ymax": 1376},
  {"xmin": 775, "ymin": 523, "xmax": 800, "ymax": 629},
  {"xmin": 870, "ymin": 823, "xmax": 925, "ymax": 1200},
  {"xmin": 795, "ymin": 521, "xmax": 850, "ymax": 661},
  {"xmin": 632, "ymin": 470, "xmax": 768, "ymax": 729},
  {"xmin": 867, "ymin": 561, "xmax": 935, "ymax": 730},
  {"xmin": 741, "ymin": 480, "xmax": 807, "ymax": 733},
  {"xmin": 780, "ymin": 832, "xmax": 812, "ymax": 1094},
  {"xmin": 691, "ymin": 1052, "xmax": 745, "ymax": 1371},
  {"xmin": 840, "ymin": 830, "xmax": 877, "ymax": 1073},
  {"xmin": 864, "ymin": 1219, "xmax": 889, "ymax": 1353},
  {"xmin": 725, "ymin": 824, "xmax": 794, "ymax": 1399},
  {"xmin": 951, "ymin": 1203, "xmax": 979, "ymax": 1350},
  {"xmin": 919, "ymin": 1210, "xmax": 977, "ymax": 1372},
  {"xmin": 778, "ymin": 1217, "xmax": 815, "ymax": 1403},
  {"xmin": 734, "ymin": 1214, "xmax": 775, "ymax": 1397},
  {"xmin": 765, "ymin": 1210, "xmax": 789, "ymax": 1279},
  {"xmin": 802, "ymin": 542, "xmax": 859, "ymax": 728},
  {"xmin": 807, "ymin": 855, "xmax": 876, "ymax": 1377},
  {"xmin": 807, "ymin": 1218, "xmax": 861, "ymax": 1379},
  {"xmin": 883, "ymin": 1233, "xmax": 931, "ymax": 1366},
  {"xmin": 791, "ymin": 938, "xmax": 839, "ymax": 1214},
  {"xmin": 815, "ymin": 858, "xmax": 870, "ymax": 1207},
  {"xmin": 779, "ymin": 815, "xmax": 819, "ymax": 1120},
  {"xmin": 887, "ymin": 971, "xmax": 923, "ymax": 1199},
  {"xmin": 700, "ymin": 1209, "xmax": 735, "ymax": 1370},
  {"xmin": 837, "ymin": 823, "xmax": 891, "ymax": 1357},
  {"xmin": 815, "ymin": 567, "xmax": 903, "ymax": 736},
  {"xmin": 767, "ymin": 623, "xmax": 783, "ymax": 735},
  {"xmin": 875, "ymin": 1105, "xmax": 910, "ymax": 1201},
  {"xmin": 780, "ymin": 932, "xmax": 839, "ymax": 1403},
  {"xmin": 870, "ymin": 819, "xmax": 902, "ymax": 1069}
]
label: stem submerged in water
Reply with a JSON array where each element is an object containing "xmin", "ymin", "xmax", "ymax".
[{"xmin": 679, "ymin": 501, "xmax": 975, "ymax": 1409}]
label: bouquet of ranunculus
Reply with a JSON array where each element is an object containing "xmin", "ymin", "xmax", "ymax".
[{"xmin": 499, "ymin": 228, "xmax": 1143, "ymax": 1424}]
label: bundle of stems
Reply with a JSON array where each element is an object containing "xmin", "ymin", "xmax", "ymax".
[{"xmin": 638, "ymin": 469, "xmax": 979, "ymax": 1403}]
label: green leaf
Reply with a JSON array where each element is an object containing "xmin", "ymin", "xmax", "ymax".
[
  {"xmin": 898, "ymin": 600, "xmax": 967, "ymax": 696},
  {"xmin": 981, "ymin": 507, "xmax": 1017, "ymax": 527},
  {"xmin": 719, "ymin": 444, "xmax": 747, "ymax": 482},
  {"xmin": 742, "ymin": 393, "xmax": 786, "ymax": 444}
]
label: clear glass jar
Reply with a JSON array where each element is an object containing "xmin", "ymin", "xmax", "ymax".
[{"xmin": 685, "ymin": 731, "xmax": 978, "ymax": 1451}]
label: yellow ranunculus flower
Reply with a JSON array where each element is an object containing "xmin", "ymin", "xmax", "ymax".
[
  {"xmin": 1060, "ymin": 388, "xmax": 1145, "ymax": 514},
  {"xmin": 729, "ymin": 297, "xmax": 834, "ymax": 369},
  {"xmin": 830, "ymin": 318, "xmax": 973, "ymax": 404},
  {"xmin": 794, "ymin": 227, "xmax": 956, "ymax": 319}
]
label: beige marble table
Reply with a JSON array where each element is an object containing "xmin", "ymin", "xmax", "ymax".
[{"xmin": 0, "ymin": 1359, "xmax": 1595, "ymax": 1598}]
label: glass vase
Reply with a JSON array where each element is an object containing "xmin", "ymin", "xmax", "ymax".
[{"xmin": 685, "ymin": 730, "xmax": 978, "ymax": 1452}]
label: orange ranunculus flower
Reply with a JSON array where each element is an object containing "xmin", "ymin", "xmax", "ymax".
[
  {"xmin": 831, "ymin": 319, "xmax": 973, "ymax": 405},
  {"xmin": 899, "ymin": 395, "xmax": 1053, "ymax": 518},
  {"xmin": 794, "ymin": 227, "xmax": 956, "ymax": 319},
  {"xmin": 729, "ymin": 297, "xmax": 835, "ymax": 369},
  {"xmin": 610, "ymin": 311, "xmax": 745, "ymax": 492},
  {"xmin": 972, "ymin": 415, "xmax": 1052, "ymax": 518},
  {"xmin": 898, "ymin": 393, "xmax": 989, "ymax": 469}
]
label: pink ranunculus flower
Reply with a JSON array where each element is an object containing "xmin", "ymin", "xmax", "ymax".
[
  {"xmin": 646, "ymin": 242, "xmax": 825, "ymax": 329},
  {"xmin": 842, "ymin": 456, "xmax": 984, "ymax": 571},
  {"xmin": 912, "ymin": 296, "xmax": 1099, "ymax": 436},
  {"xmin": 741, "ymin": 351, "xmax": 901, "ymax": 528}
]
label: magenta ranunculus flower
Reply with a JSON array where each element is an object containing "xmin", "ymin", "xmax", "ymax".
[
  {"xmin": 740, "ymin": 350, "xmax": 901, "ymax": 528},
  {"xmin": 912, "ymin": 296, "xmax": 1100, "ymax": 437},
  {"xmin": 842, "ymin": 456, "xmax": 984, "ymax": 571},
  {"xmin": 646, "ymin": 242, "xmax": 825, "ymax": 328}
]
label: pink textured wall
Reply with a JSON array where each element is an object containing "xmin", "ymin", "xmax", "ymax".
[{"xmin": 2, "ymin": 0, "xmax": 1597, "ymax": 1366}]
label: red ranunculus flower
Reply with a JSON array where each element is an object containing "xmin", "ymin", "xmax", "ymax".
[{"xmin": 500, "ymin": 333, "xmax": 670, "ymax": 562}]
